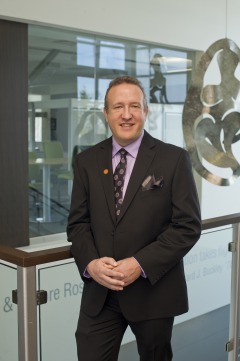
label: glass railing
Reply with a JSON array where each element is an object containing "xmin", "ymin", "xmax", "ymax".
[
  {"xmin": 172, "ymin": 225, "xmax": 232, "ymax": 361},
  {"xmin": 0, "ymin": 261, "xmax": 18, "ymax": 361},
  {"xmin": 0, "ymin": 214, "xmax": 240, "ymax": 361}
]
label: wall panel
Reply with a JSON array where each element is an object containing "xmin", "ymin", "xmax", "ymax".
[{"xmin": 0, "ymin": 19, "xmax": 28, "ymax": 247}]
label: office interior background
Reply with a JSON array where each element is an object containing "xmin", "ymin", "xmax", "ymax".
[{"xmin": 1, "ymin": 0, "xmax": 240, "ymax": 360}]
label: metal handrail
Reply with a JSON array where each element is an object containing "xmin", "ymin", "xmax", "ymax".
[
  {"xmin": 0, "ymin": 213, "xmax": 240, "ymax": 267},
  {"xmin": 202, "ymin": 213, "xmax": 240, "ymax": 231},
  {"xmin": 0, "ymin": 244, "xmax": 71, "ymax": 267}
]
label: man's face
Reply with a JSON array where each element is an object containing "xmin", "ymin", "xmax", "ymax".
[{"xmin": 104, "ymin": 83, "xmax": 148, "ymax": 147}]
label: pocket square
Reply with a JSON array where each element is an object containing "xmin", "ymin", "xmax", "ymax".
[{"xmin": 142, "ymin": 175, "xmax": 164, "ymax": 191}]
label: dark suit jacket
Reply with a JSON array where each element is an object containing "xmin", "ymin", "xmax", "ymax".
[{"xmin": 67, "ymin": 131, "xmax": 201, "ymax": 322}]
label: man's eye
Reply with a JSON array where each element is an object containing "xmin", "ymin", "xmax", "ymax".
[{"xmin": 131, "ymin": 104, "xmax": 140, "ymax": 109}]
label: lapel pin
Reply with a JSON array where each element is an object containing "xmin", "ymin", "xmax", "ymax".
[{"xmin": 103, "ymin": 169, "xmax": 109, "ymax": 175}]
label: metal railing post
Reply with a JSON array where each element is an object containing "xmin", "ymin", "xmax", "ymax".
[
  {"xmin": 17, "ymin": 265, "xmax": 38, "ymax": 361},
  {"xmin": 228, "ymin": 222, "xmax": 240, "ymax": 361}
]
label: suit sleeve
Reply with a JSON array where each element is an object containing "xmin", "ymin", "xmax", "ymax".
[
  {"xmin": 67, "ymin": 157, "xmax": 99, "ymax": 278},
  {"xmin": 134, "ymin": 149, "xmax": 201, "ymax": 286}
]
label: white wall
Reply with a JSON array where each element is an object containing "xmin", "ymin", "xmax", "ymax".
[{"xmin": 1, "ymin": 0, "xmax": 240, "ymax": 51}]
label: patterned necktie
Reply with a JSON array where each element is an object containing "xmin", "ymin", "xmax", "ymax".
[{"xmin": 113, "ymin": 148, "xmax": 128, "ymax": 218}]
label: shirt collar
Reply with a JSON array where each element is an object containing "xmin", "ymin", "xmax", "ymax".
[{"xmin": 112, "ymin": 131, "xmax": 144, "ymax": 158}]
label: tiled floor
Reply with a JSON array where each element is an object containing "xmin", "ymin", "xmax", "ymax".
[{"xmin": 118, "ymin": 305, "xmax": 229, "ymax": 361}]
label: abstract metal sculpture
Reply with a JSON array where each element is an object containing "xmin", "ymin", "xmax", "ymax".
[{"xmin": 183, "ymin": 39, "xmax": 240, "ymax": 186}]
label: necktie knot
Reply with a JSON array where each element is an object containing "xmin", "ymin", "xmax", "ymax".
[
  {"xmin": 119, "ymin": 148, "xmax": 127, "ymax": 156},
  {"xmin": 117, "ymin": 148, "xmax": 127, "ymax": 165}
]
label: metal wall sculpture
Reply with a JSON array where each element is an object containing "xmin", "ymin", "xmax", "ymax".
[{"xmin": 182, "ymin": 38, "xmax": 240, "ymax": 186}]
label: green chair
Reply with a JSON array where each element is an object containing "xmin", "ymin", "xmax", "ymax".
[
  {"xmin": 42, "ymin": 140, "xmax": 69, "ymax": 180},
  {"xmin": 42, "ymin": 140, "xmax": 65, "ymax": 159}
]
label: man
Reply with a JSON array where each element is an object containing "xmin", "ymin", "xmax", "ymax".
[{"xmin": 67, "ymin": 76, "xmax": 201, "ymax": 361}]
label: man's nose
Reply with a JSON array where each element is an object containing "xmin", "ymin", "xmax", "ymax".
[{"xmin": 122, "ymin": 106, "xmax": 132, "ymax": 119}]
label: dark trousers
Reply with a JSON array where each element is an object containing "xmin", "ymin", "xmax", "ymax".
[{"xmin": 75, "ymin": 291, "xmax": 174, "ymax": 361}]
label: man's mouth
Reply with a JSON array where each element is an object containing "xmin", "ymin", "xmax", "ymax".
[{"xmin": 121, "ymin": 123, "xmax": 133, "ymax": 127}]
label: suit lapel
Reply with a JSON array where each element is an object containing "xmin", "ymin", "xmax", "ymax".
[
  {"xmin": 97, "ymin": 138, "xmax": 116, "ymax": 223},
  {"xmin": 117, "ymin": 132, "xmax": 157, "ymax": 223}
]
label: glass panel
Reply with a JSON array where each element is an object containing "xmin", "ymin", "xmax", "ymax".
[
  {"xmin": 0, "ymin": 261, "xmax": 18, "ymax": 361},
  {"xmin": 28, "ymin": 24, "xmax": 195, "ymax": 238},
  {"xmin": 37, "ymin": 260, "xmax": 135, "ymax": 360},
  {"xmin": 173, "ymin": 226, "xmax": 232, "ymax": 361},
  {"xmin": 37, "ymin": 260, "xmax": 80, "ymax": 360}
]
